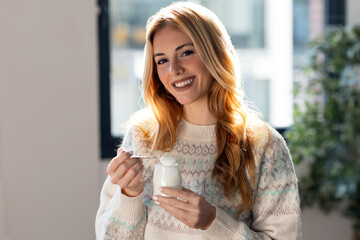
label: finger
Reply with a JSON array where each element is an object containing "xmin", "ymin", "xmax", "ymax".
[
  {"xmin": 110, "ymin": 158, "xmax": 140, "ymax": 184},
  {"xmin": 160, "ymin": 187, "xmax": 192, "ymax": 201},
  {"xmin": 158, "ymin": 199, "xmax": 189, "ymax": 216},
  {"xmin": 107, "ymin": 149, "xmax": 132, "ymax": 175},
  {"xmin": 107, "ymin": 157, "xmax": 120, "ymax": 175},
  {"xmin": 155, "ymin": 194, "xmax": 190, "ymax": 211},
  {"xmin": 116, "ymin": 160, "xmax": 143, "ymax": 187},
  {"xmin": 126, "ymin": 165, "xmax": 144, "ymax": 188}
]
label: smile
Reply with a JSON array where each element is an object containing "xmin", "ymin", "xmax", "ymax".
[{"xmin": 174, "ymin": 77, "xmax": 194, "ymax": 88}]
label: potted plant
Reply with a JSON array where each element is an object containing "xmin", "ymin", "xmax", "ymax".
[{"xmin": 286, "ymin": 25, "xmax": 360, "ymax": 239}]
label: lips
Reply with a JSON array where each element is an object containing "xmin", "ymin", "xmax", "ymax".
[{"xmin": 173, "ymin": 77, "xmax": 195, "ymax": 88}]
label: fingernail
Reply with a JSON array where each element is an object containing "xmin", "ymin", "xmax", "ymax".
[
  {"xmin": 154, "ymin": 201, "xmax": 160, "ymax": 205},
  {"xmin": 152, "ymin": 196, "xmax": 158, "ymax": 201}
]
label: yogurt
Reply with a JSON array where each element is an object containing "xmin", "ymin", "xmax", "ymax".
[{"xmin": 153, "ymin": 156, "xmax": 182, "ymax": 196}]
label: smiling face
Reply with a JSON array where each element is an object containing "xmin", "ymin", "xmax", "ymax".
[{"xmin": 152, "ymin": 26, "xmax": 213, "ymax": 109}]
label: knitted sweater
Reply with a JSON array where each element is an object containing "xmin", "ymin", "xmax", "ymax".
[{"xmin": 96, "ymin": 118, "xmax": 301, "ymax": 240}]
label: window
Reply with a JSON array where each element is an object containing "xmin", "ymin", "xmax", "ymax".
[
  {"xmin": 99, "ymin": 0, "xmax": 297, "ymax": 158},
  {"xmin": 292, "ymin": 0, "xmax": 346, "ymax": 111}
]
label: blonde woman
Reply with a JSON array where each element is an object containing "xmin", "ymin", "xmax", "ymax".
[{"xmin": 96, "ymin": 2, "xmax": 301, "ymax": 239}]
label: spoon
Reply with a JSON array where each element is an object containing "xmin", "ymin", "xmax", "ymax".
[{"xmin": 130, "ymin": 155, "xmax": 160, "ymax": 162}]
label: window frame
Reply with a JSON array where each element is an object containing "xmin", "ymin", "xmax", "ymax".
[{"xmin": 99, "ymin": 0, "xmax": 120, "ymax": 158}]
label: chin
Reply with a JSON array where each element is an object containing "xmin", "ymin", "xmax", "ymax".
[{"xmin": 175, "ymin": 98, "xmax": 194, "ymax": 106}]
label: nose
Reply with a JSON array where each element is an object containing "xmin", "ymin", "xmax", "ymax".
[{"xmin": 169, "ymin": 57, "xmax": 184, "ymax": 76}]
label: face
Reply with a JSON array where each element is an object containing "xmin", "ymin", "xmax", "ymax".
[{"xmin": 152, "ymin": 26, "xmax": 213, "ymax": 108}]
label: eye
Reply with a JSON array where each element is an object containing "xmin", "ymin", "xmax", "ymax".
[
  {"xmin": 156, "ymin": 58, "xmax": 168, "ymax": 65},
  {"xmin": 182, "ymin": 50, "xmax": 194, "ymax": 56}
]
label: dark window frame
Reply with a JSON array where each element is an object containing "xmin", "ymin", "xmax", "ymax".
[
  {"xmin": 325, "ymin": 0, "xmax": 346, "ymax": 25},
  {"xmin": 99, "ymin": 0, "xmax": 119, "ymax": 158}
]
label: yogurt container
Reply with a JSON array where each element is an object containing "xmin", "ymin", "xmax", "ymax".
[{"xmin": 153, "ymin": 156, "xmax": 182, "ymax": 196}]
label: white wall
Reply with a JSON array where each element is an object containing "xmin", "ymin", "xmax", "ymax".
[
  {"xmin": 0, "ymin": 1, "xmax": 99, "ymax": 239},
  {"xmin": 347, "ymin": 0, "xmax": 360, "ymax": 27}
]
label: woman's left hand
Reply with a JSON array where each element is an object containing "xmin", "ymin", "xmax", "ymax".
[{"xmin": 152, "ymin": 187, "xmax": 216, "ymax": 230}]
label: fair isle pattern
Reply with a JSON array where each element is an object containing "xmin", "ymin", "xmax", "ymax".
[
  {"xmin": 174, "ymin": 141, "xmax": 217, "ymax": 156},
  {"xmin": 252, "ymin": 126, "xmax": 301, "ymax": 220},
  {"xmin": 97, "ymin": 118, "xmax": 301, "ymax": 239},
  {"xmin": 257, "ymin": 181, "xmax": 298, "ymax": 198},
  {"xmin": 104, "ymin": 222, "xmax": 144, "ymax": 240},
  {"xmin": 147, "ymin": 206, "xmax": 201, "ymax": 235},
  {"xmin": 109, "ymin": 211, "xmax": 147, "ymax": 230}
]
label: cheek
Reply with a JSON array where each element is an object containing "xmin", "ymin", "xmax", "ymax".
[
  {"xmin": 157, "ymin": 67, "xmax": 167, "ymax": 84},
  {"xmin": 192, "ymin": 58, "xmax": 210, "ymax": 77},
  {"xmin": 157, "ymin": 67, "xmax": 172, "ymax": 91},
  {"xmin": 198, "ymin": 64, "xmax": 213, "ymax": 87}
]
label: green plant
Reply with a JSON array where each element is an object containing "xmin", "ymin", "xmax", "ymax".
[{"xmin": 286, "ymin": 25, "xmax": 360, "ymax": 234}]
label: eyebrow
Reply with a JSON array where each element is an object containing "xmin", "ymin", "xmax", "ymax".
[{"xmin": 153, "ymin": 43, "xmax": 194, "ymax": 58}]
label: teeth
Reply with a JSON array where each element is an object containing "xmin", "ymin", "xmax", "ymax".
[{"xmin": 174, "ymin": 78, "xmax": 194, "ymax": 88}]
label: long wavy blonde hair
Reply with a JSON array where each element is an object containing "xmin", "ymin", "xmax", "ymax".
[{"xmin": 140, "ymin": 2, "xmax": 258, "ymax": 214}]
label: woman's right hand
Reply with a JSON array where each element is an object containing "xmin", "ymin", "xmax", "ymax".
[{"xmin": 107, "ymin": 148, "xmax": 145, "ymax": 197}]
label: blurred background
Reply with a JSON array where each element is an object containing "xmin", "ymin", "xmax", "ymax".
[{"xmin": 0, "ymin": 0, "xmax": 359, "ymax": 239}]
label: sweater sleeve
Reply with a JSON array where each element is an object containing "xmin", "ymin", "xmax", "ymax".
[
  {"xmin": 95, "ymin": 126, "xmax": 147, "ymax": 240},
  {"xmin": 202, "ymin": 128, "xmax": 302, "ymax": 240}
]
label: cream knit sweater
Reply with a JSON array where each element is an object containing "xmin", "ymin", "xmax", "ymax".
[{"xmin": 96, "ymin": 118, "xmax": 301, "ymax": 239}]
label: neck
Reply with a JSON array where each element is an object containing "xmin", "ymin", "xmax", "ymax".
[{"xmin": 183, "ymin": 102, "xmax": 216, "ymax": 125}]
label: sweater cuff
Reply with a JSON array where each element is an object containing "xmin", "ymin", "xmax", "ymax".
[
  {"xmin": 202, "ymin": 206, "xmax": 247, "ymax": 239},
  {"xmin": 110, "ymin": 186, "xmax": 145, "ymax": 223}
]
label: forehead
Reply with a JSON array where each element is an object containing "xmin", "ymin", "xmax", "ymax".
[{"xmin": 153, "ymin": 26, "xmax": 193, "ymax": 52}]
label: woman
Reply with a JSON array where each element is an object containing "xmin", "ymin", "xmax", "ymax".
[{"xmin": 96, "ymin": 2, "xmax": 301, "ymax": 239}]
